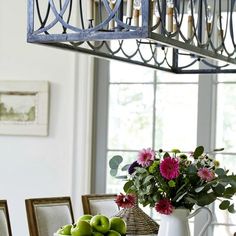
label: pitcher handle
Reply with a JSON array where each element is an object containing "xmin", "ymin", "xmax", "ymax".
[{"xmin": 187, "ymin": 207, "xmax": 213, "ymax": 236}]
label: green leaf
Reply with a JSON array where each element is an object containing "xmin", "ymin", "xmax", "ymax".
[
  {"xmin": 171, "ymin": 149, "xmax": 181, "ymax": 154},
  {"xmin": 146, "ymin": 184, "xmax": 153, "ymax": 194},
  {"xmin": 212, "ymin": 183, "xmax": 225, "ymax": 196},
  {"xmin": 193, "ymin": 146, "xmax": 204, "ymax": 159},
  {"xmin": 224, "ymin": 187, "xmax": 236, "ymax": 195},
  {"xmin": 121, "ymin": 164, "xmax": 130, "ymax": 171},
  {"xmin": 136, "ymin": 167, "xmax": 148, "ymax": 174},
  {"xmin": 197, "ymin": 192, "xmax": 216, "ymax": 206},
  {"xmin": 110, "ymin": 169, "xmax": 117, "ymax": 177},
  {"xmin": 213, "ymin": 148, "xmax": 224, "ymax": 152},
  {"xmin": 179, "ymin": 154, "xmax": 188, "ymax": 159},
  {"xmin": 163, "ymin": 152, "xmax": 170, "ymax": 158},
  {"xmin": 109, "ymin": 155, "xmax": 123, "ymax": 169},
  {"xmin": 123, "ymin": 180, "xmax": 134, "ymax": 193},
  {"xmin": 187, "ymin": 165, "xmax": 197, "ymax": 174},
  {"xmin": 115, "ymin": 175, "xmax": 127, "ymax": 179},
  {"xmin": 195, "ymin": 186, "xmax": 205, "ymax": 193},
  {"xmin": 228, "ymin": 204, "xmax": 236, "ymax": 213},
  {"xmin": 219, "ymin": 200, "xmax": 230, "ymax": 210},
  {"xmin": 215, "ymin": 168, "xmax": 226, "ymax": 176},
  {"xmin": 168, "ymin": 180, "xmax": 176, "ymax": 188},
  {"xmin": 176, "ymin": 192, "xmax": 187, "ymax": 202},
  {"xmin": 185, "ymin": 197, "xmax": 197, "ymax": 204},
  {"xmin": 143, "ymin": 175, "xmax": 154, "ymax": 185}
]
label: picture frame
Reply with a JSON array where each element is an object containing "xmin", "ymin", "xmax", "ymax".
[{"xmin": 0, "ymin": 81, "xmax": 49, "ymax": 136}]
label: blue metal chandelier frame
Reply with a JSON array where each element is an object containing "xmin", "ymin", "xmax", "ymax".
[{"xmin": 27, "ymin": 0, "xmax": 236, "ymax": 73}]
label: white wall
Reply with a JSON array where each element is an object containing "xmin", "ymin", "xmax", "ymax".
[{"xmin": 0, "ymin": 1, "xmax": 93, "ymax": 235}]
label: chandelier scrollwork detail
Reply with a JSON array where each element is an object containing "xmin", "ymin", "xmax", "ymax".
[{"xmin": 27, "ymin": 0, "xmax": 236, "ymax": 73}]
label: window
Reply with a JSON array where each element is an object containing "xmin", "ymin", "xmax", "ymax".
[
  {"xmin": 93, "ymin": 58, "xmax": 236, "ymax": 236},
  {"xmin": 212, "ymin": 74, "xmax": 236, "ymax": 235}
]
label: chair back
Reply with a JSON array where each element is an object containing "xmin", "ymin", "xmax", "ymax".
[
  {"xmin": 25, "ymin": 196, "xmax": 74, "ymax": 236},
  {"xmin": 0, "ymin": 200, "xmax": 12, "ymax": 236},
  {"xmin": 82, "ymin": 194, "xmax": 119, "ymax": 217}
]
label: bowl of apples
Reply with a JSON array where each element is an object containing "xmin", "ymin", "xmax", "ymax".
[{"xmin": 54, "ymin": 214, "xmax": 127, "ymax": 236}]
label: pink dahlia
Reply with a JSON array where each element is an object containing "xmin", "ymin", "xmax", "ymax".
[
  {"xmin": 115, "ymin": 193, "xmax": 136, "ymax": 208},
  {"xmin": 155, "ymin": 199, "xmax": 173, "ymax": 215},
  {"xmin": 160, "ymin": 157, "xmax": 180, "ymax": 180},
  {"xmin": 137, "ymin": 148, "xmax": 155, "ymax": 167},
  {"xmin": 197, "ymin": 167, "xmax": 215, "ymax": 181}
]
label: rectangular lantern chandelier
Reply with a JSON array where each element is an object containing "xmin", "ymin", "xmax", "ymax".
[{"xmin": 27, "ymin": 0, "xmax": 236, "ymax": 74}]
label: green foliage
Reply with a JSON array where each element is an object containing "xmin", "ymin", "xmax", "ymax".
[
  {"xmin": 109, "ymin": 155, "xmax": 123, "ymax": 169},
  {"xmin": 193, "ymin": 146, "xmax": 204, "ymax": 159},
  {"xmin": 109, "ymin": 146, "xmax": 236, "ymax": 214}
]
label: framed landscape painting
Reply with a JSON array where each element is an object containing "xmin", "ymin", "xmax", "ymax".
[{"xmin": 0, "ymin": 81, "xmax": 49, "ymax": 136}]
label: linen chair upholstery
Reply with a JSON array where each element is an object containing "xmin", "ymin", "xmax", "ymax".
[
  {"xmin": 25, "ymin": 196, "xmax": 74, "ymax": 236},
  {"xmin": 82, "ymin": 194, "xmax": 119, "ymax": 217},
  {"xmin": 0, "ymin": 200, "xmax": 12, "ymax": 236}
]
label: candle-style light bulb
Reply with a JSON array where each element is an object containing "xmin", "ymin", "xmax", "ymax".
[
  {"xmin": 205, "ymin": 5, "xmax": 212, "ymax": 42},
  {"xmin": 126, "ymin": 0, "xmax": 134, "ymax": 22},
  {"xmin": 87, "ymin": 0, "xmax": 94, "ymax": 28},
  {"xmin": 187, "ymin": 0, "xmax": 194, "ymax": 40},
  {"xmin": 167, "ymin": 0, "xmax": 174, "ymax": 32},
  {"xmin": 109, "ymin": 0, "xmax": 116, "ymax": 30},
  {"xmin": 217, "ymin": 15, "xmax": 224, "ymax": 49},
  {"xmin": 207, "ymin": 5, "xmax": 213, "ymax": 23},
  {"xmin": 133, "ymin": 0, "xmax": 141, "ymax": 26},
  {"xmin": 154, "ymin": 0, "xmax": 161, "ymax": 34}
]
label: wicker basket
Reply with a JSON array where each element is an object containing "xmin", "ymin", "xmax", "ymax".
[{"xmin": 114, "ymin": 203, "xmax": 159, "ymax": 235}]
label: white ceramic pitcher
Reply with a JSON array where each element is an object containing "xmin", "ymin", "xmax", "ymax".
[{"xmin": 158, "ymin": 207, "xmax": 212, "ymax": 236}]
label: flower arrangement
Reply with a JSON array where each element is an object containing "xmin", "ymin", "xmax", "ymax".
[{"xmin": 109, "ymin": 146, "xmax": 236, "ymax": 215}]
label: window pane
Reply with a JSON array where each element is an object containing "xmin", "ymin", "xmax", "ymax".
[
  {"xmin": 156, "ymin": 70, "xmax": 199, "ymax": 83},
  {"xmin": 212, "ymin": 225, "xmax": 236, "ymax": 236},
  {"xmin": 155, "ymin": 84, "xmax": 198, "ymax": 150},
  {"xmin": 216, "ymin": 84, "xmax": 236, "ymax": 152},
  {"xmin": 218, "ymin": 74, "xmax": 236, "ymax": 82},
  {"xmin": 110, "ymin": 60, "xmax": 154, "ymax": 83},
  {"xmin": 108, "ymin": 84, "xmax": 154, "ymax": 150},
  {"xmin": 213, "ymin": 154, "xmax": 236, "ymax": 227}
]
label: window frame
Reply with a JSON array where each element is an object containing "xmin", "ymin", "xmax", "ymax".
[{"xmin": 92, "ymin": 59, "xmax": 236, "ymax": 236}]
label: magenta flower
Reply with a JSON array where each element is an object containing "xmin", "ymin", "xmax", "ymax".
[
  {"xmin": 155, "ymin": 199, "xmax": 173, "ymax": 215},
  {"xmin": 137, "ymin": 148, "xmax": 155, "ymax": 167},
  {"xmin": 115, "ymin": 193, "xmax": 136, "ymax": 208},
  {"xmin": 160, "ymin": 157, "xmax": 180, "ymax": 180},
  {"xmin": 197, "ymin": 168, "xmax": 215, "ymax": 181}
]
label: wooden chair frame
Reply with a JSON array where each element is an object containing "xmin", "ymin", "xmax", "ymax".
[
  {"xmin": 0, "ymin": 200, "xmax": 12, "ymax": 236},
  {"xmin": 81, "ymin": 194, "xmax": 118, "ymax": 215},
  {"xmin": 25, "ymin": 196, "xmax": 74, "ymax": 236}
]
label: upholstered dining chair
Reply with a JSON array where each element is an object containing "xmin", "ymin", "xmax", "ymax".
[
  {"xmin": 0, "ymin": 200, "xmax": 12, "ymax": 236},
  {"xmin": 81, "ymin": 194, "xmax": 119, "ymax": 217},
  {"xmin": 25, "ymin": 196, "xmax": 74, "ymax": 236}
]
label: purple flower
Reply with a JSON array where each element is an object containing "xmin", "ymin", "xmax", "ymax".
[{"xmin": 128, "ymin": 161, "xmax": 141, "ymax": 175}]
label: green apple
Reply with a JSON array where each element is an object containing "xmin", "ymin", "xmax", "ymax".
[
  {"xmin": 109, "ymin": 217, "xmax": 126, "ymax": 235},
  {"xmin": 92, "ymin": 231, "xmax": 103, "ymax": 236},
  {"xmin": 90, "ymin": 215, "xmax": 110, "ymax": 234},
  {"xmin": 106, "ymin": 230, "xmax": 121, "ymax": 236},
  {"xmin": 71, "ymin": 221, "xmax": 92, "ymax": 236},
  {"xmin": 57, "ymin": 224, "xmax": 72, "ymax": 235},
  {"xmin": 77, "ymin": 215, "xmax": 93, "ymax": 223}
]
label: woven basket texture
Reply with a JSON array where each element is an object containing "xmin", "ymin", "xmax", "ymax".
[{"xmin": 114, "ymin": 204, "xmax": 159, "ymax": 235}]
